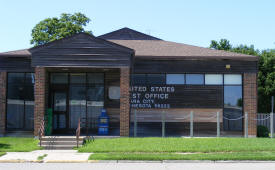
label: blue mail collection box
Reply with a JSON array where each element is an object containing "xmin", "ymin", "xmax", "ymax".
[{"xmin": 98, "ymin": 109, "xmax": 109, "ymax": 135}]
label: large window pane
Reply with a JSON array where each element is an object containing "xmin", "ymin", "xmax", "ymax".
[
  {"xmin": 8, "ymin": 73, "xmax": 24, "ymax": 84},
  {"xmin": 224, "ymin": 74, "xmax": 242, "ymax": 85},
  {"xmin": 224, "ymin": 86, "xmax": 242, "ymax": 108},
  {"xmin": 147, "ymin": 74, "xmax": 165, "ymax": 85},
  {"xmin": 87, "ymin": 86, "xmax": 104, "ymax": 101},
  {"xmin": 88, "ymin": 73, "xmax": 104, "ymax": 84},
  {"xmin": 166, "ymin": 74, "xmax": 185, "ymax": 84},
  {"xmin": 70, "ymin": 73, "xmax": 86, "ymax": 84},
  {"xmin": 51, "ymin": 73, "xmax": 68, "ymax": 84},
  {"xmin": 7, "ymin": 99, "xmax": 24, "ymax": 129},
  {"xmin": 186, "ymin": 74, "xmax": 204, "ymax": 85},
  {"xmin": 69, "ymin": 86, "xmax": 86, "ymax": 129},
  {"xmin": 7, "ymin": 73, "xmax": 34, "ymax": 130},
  {"xmin": 54, "ymin": 92, "xmax": 67, "ymax": 112},
  {"xmin": 224, "ymin": 85, "xmax": 243, "ymax": 131},
  {"xmin": 205, "ymin": 74, "xmax": 223, "ymax": 85}
]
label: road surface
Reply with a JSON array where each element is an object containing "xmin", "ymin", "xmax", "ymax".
[{"xmin": 1, "ymin": 162, "xmax": 275, "ymax": 170}]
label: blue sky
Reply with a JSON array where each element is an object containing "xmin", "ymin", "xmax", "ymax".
[{"xmin": 0, "ymin": 0, "xmax": 274, "ymax": 52}]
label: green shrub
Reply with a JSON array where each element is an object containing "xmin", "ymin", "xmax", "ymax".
[{"xmin": 257, "ymin": 125, "xmax": 269, "ymax": 137}]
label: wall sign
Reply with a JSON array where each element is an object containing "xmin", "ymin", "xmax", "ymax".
[
  {"xmin": 130, "ymin": 86, "xmax": 175, "ymax": 109},
  {"xmin": 130, "ymin": 85, "xmax": 223, "ymax": 109}
]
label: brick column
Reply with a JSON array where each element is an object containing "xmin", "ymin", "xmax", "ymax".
[
  {"xmin": 34, "ymin": 67, "xmax": 46, "ymax": 136},
  {"xmin": 120, "ymin": 67, "xmax": 130, "ymax": 136},
  {"xmin": 243, "ymin": 73, "xmax": 257, "ymax": 137},
  {"xmin": 0, "ymin": 72, "xmax": 7, "ymax": 136}
]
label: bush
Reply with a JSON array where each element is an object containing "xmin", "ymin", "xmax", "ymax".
[{"xmin": 257, "ymin": 125, "xmax": 269, "ymax": 137}]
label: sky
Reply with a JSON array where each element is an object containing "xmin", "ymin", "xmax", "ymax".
[{"xmin": 0, "ymin": 0, "xmax": 275, "ymax": 52}]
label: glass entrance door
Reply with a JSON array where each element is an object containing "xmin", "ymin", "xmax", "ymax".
[{"xmin": 52, "ymin": 91, "xmax": 68, "ymax": 132}]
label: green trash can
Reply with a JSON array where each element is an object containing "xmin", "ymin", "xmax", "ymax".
[{"xmin": 45, "ymin": 108, "xmax": 53, "ymax": 136}]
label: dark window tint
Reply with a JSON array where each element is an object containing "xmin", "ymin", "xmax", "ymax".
[
  {"xmin": 224, "ymin": 86, "xmax": 242, "ymax": 108},
  {"xmin": 51, "ymin": 73, "xmax": 68, "ymax": 84},
  {"xmin": 8, "ymin": 73, "xmax": 24, "ymax": 84},
  {"xmin": 186, "ymin": 74, "xmax": 204, "ymax": 85},
  {"xmin": 70, "ymin": 73, "xmax": 86, "ymax": 84},
  {"xmin": 223, "ymin": 85, "xmax": 243, "ymax": 131},
  {"xmin": 7, "ymin": 73, "xmax": 34, "ymax": 130},
  {"xmin": 132, "ymin": 74, "xmax": 146, "ymax": 85},
  {"xmin": 87, "ymin": 73, "xmax": 104, "ymax": 84},
  {"xmin": 147, "ymin": 74, "xmax": 165, "ymax": 85},
  {"xmin": 87, "ymin": 86, "xmax": 104, "ymax": 101}
]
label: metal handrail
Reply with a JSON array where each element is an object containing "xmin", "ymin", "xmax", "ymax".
[
  {"xmin": 38, "ymin": 119, "xmax": 45, "ymax": 147},
  {"xmin": 76, "ymin": 118, "xmax": 81, "ymax": 148}
]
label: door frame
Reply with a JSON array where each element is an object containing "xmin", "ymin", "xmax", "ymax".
[{"xmin": 50, "ymin": 85, "xmax": 70, "ymax": 134}]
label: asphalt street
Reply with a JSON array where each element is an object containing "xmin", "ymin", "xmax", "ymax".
[{"xmin": 1, "ymin": 162, "xmax": 275, "ymax": 170}]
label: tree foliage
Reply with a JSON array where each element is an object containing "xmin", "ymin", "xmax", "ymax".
[
  {"xmin": 30, "ymin": 12, "xmax": 91, "ymax": 46},
  {"xmin": 210, "ymin": 39, "xmax": 275, "ymax": 112}
]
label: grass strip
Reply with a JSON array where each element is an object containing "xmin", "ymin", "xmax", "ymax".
[
  {"xmin": 89, "ymin": 151, "xmax": 275, "ymax": 161},
  {"xmin": 0, "ymin": 137, "xmax": 41, "ymax": 152},
  {"xmin": 0, "ymin": 152, "xmax": 6, "ymax": 157},
  {"xmin": 79, "ymin": 137, "xmax": 275, "ymax": 153},
  {"xmin": 37, "ymin": 154, "xmax": 47, "ymax": 161}
]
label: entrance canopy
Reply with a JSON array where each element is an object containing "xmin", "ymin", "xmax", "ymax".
[{"xmin": 29, "ymin": 33, "xmax": 134, "ymax": 68}]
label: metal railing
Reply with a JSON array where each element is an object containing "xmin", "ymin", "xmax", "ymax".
[
  {"xmin": 76, "ymin": 118, "xmax": 81, "ymax": 148},
  {"xmin": 38, "ymin": 119, "xmax": 45, "ymax": 147}
]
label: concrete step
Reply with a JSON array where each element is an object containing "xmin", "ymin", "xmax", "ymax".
[
  {"xmin": 41, "ymin": 145, "xmax": 78, "ymax": 150},
  {"xmin": 41, "ymin": 140, "xmax": 83, "ymax": 145},
  {"xmin": 41, "ymin": 136, "xmax": 84, "ymax": 141}
]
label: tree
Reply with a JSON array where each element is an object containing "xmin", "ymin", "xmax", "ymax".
[
  {"xmin": 210, "ymin": 39, "xmax": 275, "ymax": 113},
  {"xmin": 209, "ymin": 39, "xmax": 232, "ymax": 50},
  {"xmin": 30, "ymin": 12, "xmax": 92, "ymax": 46}
]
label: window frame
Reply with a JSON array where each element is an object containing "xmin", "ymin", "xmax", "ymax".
[{"xmin": 6, "ymin": 72, "xmax": 35, "ymax": 131}]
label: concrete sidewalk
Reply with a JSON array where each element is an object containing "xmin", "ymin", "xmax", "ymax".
[{"xmin": 0, "ymin": 150, "xmax": 91, "ymax": 163}]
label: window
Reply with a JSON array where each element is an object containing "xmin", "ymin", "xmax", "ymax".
[
  {"xmin": 166, "ymin": 74, "xmax": 185, "ymax": 84},
  {"xmin": 7, "ymin": 73, "xmax": 35, "ymax": 130},
  {"xmin": 205, "ymin": 74, "xmax": 223, "ymax": 85},
  {"xmin": 186, "ymin": 74, "xmax": 204, "ymax": 85},
  {"xmin": 70, "ymin": 73, "xmax": 86, "ymax": 84},
  {"xmin": 87, "ymin": 73, "xmax": 104, "ymax": 84},
  {"xmin": 224, "ymin": 74, "xmax": 242, "ymax": 85},
  {"xmin": 51, "ymin": 73, "xmax": 68, "ymax": 84}
]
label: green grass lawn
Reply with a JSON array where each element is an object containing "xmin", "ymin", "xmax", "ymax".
[
  {"xmin": 0, "ymin": 152, "xmax": 6, "ymax": 157},
  {"xmin": 90, "ymin": 151, "xmax": 275, "ymax": 161},
  {"xmin": 79, "ymin": 137, "xmax": 275, "ymax": 160},
  {"xmin": 0, "ymin": 137, "xmax": 41, "ymax": 152},
  {"xmin": 79, "ymin": 137, "xmax": 275, "ymax": 153}
]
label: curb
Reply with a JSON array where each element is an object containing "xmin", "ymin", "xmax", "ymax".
[
  {"xmin": 44, "ymin": 160, "xmax": 88, "ymax": 163},
  {"xmin": 0, "ymin": 160, "xmax": 42, "ymax": 163},
  {"xmin": 1, "ymin": 160, "xmax": 275, "ymax": 163}
]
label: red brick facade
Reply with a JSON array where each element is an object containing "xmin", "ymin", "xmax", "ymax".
[
  {"xmin": 243, "ymin": 73, "xmax": 257, "ymax": 137},
  {"xmin": 120, "ymin": 67, "xmax": 130, "ymax": 136},
  {"xmin": 34, "ymin": 67, "xmax": 46, "ymax": 136},
  {"xmin": 0, "ymin": 72, "xmax": 7, "ymax": 136}
]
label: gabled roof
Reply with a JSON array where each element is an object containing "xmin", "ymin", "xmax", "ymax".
[
  {"xmin": 0, "ymin": 49, "xmax": 31, "ymax": 57},
  {"xmin": 98, "ymin": 27, "xmax": 162, "ymax": 40},
  {"xmin": 0, "ymin": 28, "xmax": 258, "ymax": 61},
  {"xmin": 109, "ymin": 40, "xmax": 258, "ymax": 61}
]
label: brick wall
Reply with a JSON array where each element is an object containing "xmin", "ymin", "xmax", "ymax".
[
  {"xmin": 243, "ymin": 73, "xmax": 257, "ymax": 137},
  {"xmin": 0, "ymin": 72, "xmax": 7, "ymax": 136},
  {"xmin": 120, "ymin": 67, "xmax": 130, "ymax": 136},
  {"xmin": 34, "ymin": 67, "xmax": 46, "ymax": 136}
]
